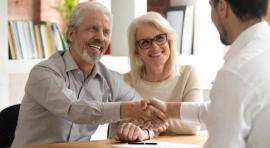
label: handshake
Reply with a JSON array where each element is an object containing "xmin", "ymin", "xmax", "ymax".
[{"xmin": 119, "ymin": 97, "xmax": 181, "ymax": 141}]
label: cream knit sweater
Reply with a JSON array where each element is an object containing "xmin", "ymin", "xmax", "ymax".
[{"xmin": 124, "ymin": 65, "xmax": 203, "ymax": 135}]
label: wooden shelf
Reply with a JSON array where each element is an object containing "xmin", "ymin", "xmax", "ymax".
[{"xmin": 8, "ymin": 59, "xmax": 45, "ymax": 74}]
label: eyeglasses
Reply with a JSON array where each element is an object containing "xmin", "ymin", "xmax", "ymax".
[{"xmin": 136, "ymin": 33, "xmax": 167, "ymax": 49}]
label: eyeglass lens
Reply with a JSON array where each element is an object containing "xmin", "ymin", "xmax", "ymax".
[{"xmin": 137, "ymin": 33, "xmax": 167, "ymax": 49}]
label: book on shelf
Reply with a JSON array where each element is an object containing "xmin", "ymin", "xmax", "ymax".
[
  {"xmin": 8, "ymin": 20, "xmax": 68, "ymax": 60},
  {"xmin": 8, "ymin": 22, "xmax": 17, "ymax": 60},
  {"xmin": 40, "ymin": 22, "xmax": 52, "ymax": 58},
  {"xmin": 28, "ymin": 21, "xmax": 39, "ymax": 59},
  {"xmin": 34, "ymin": 24, "xmax": 45, "ymax": 58},
  {"xmin": 16, "ymin": 21, "xmax": 32, "ymax": 59},
  {"xmin": 166, "ymin": 5, "xmax": 194, "ymax": 55},
  {"xmin": 9, "ymin": 21, "xmax": 23, "ymax": 60},
  {"xmin": 51, "ymin": 23, "xmax": 65, "ymax": 52}
]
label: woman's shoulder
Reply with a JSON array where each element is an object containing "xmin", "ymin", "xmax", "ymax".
[
  {"xmin": 179, "ymin": 65, "xmax": 201, "ymax": 80},
  {"xmin": 179, "ymin": 65, "xmax": 195, "ymax": 74},
  {"xmin": 123, "ymin": 72, "xmax": 132, "ymax": 83}
]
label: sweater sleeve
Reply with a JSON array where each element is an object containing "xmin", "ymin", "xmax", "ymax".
[
  {"xmin": 182, "ymin": 65, "xmax": 203, "ymax": 102},
  {"xmin": 163, "ymin": 65, "xmax": 203, "ymax": 135}
]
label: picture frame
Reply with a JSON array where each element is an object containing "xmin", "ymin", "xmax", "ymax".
[{"xmin": 166, "ymin": 6, "xmax": 194, "ymax": 55}]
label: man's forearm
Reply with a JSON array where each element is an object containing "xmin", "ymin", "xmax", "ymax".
[
  {"xmin": 180, "ymin": 102, "xmax": 209, "ymax": 124},
  {"xmin": 120, "ymin": 101, "xmax": 133, "ymax": 120},
  {"xmin": 166, "ymin": 102, "xmax": 181, "ymax": 119}
]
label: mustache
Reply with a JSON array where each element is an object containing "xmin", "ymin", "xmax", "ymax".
[{"xmin": 86, "ymin": 39, "xmax": 105, "ymax": 52}]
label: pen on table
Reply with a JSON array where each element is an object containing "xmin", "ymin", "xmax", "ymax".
[{"xmin": 128, "ymin": 142, "xmax": 157, "ymax": 145}]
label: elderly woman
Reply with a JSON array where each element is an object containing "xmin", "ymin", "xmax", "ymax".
[{"xmin": 115, "ymin": 12, "xmax": 203, "ymax": 142}]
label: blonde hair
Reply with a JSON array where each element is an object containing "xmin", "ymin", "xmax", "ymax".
[{"xmin": 128, "ymin": 12, "xmax": 179, "ymax": 85}]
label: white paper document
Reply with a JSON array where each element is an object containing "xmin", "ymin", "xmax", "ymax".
[{"xmin": 113, "ymin": 140, "xmax": 202, "ymax": 148}]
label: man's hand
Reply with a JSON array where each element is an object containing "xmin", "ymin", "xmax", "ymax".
[
  {"xmin": 143, "ymin": 97, "xmax": 167, "ymax": 113},
  {"xmin": 146, "ymin": 97, "xmax": 181, "ymax": 119},
  {"xmin": 120, "ymin": 101, "xmax": 167, "ymax": 127},
  {"xmin": 116, "ymin": 122, "xmax": 148, "ymax": 142}
]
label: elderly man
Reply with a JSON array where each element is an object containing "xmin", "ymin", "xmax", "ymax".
[
  {"xmin": 11, "ymin": 1, "xmax": 165, "ymax": 147},
  {"xmin": 140, "ymin": 0, "xmax": 270, "ymax": 147}
]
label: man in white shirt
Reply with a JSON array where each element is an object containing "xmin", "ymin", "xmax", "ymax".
[{"xmin": 147, "ymin": 0, "xmax": 270, "ymax": 147}]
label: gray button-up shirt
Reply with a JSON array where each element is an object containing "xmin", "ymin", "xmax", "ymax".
[{"xmin": 12, "ymin": 51, "xmax": 139, "ymax": 147}]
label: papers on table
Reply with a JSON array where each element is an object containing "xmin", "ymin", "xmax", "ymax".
[{"xmin": 113, "ymin": 140, "xmax": 202, "ymax": 148}]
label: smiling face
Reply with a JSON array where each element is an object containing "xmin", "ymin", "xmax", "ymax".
[
  {"xmin": 68, "ymin": 10, "xmax": 111, "ymax": 64},
  {"xmin": 135, "ymin": 23, "xmax": 170, "ymax": 70}
]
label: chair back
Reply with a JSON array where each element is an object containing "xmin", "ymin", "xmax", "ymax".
[{"xmin": 0, "ymin": 104, "xmax": 20, "ymax": 148}]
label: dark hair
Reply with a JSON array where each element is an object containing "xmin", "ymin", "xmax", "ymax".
[{"xmin": 213, "ymin": 0, "xmax": 268, "ymax": 20}]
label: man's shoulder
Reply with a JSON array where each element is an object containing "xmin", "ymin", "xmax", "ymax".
[
  {"xmin": 33, "ymin": 52, "xmax": 65, "ymax": 74},
  {"xmin": 224, "ymin": 38, "xmax": 270, "ymax": 73}
]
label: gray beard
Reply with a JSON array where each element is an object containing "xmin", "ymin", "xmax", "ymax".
[{"xmin": 81, "ymin": 50, "xmax": 102, "ymax": 64}]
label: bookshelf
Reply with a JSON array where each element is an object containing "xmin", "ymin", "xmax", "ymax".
[
  {"xmin": 7, "ymin": 60, "xmax": 44, "ymax": 74},
  {"xmin": 0, "ymin": 0, "xmax": 39, "ymax": 109},
  {"xmin": 0, "ymin": 0, "xmax": 67, "ymax": 110},
  {"xmin": 7, "ymin": 0, "xmax": 67, "ymax": 71}
]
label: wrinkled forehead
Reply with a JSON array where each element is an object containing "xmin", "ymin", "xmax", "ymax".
[{"xmin": 79, "ymin": 9, "xmax": 112, "ymax": 28}]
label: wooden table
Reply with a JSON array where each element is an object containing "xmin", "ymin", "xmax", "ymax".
[{"xmin": 21, "ymin": 133, "xmax": 207, "ymax": 148}]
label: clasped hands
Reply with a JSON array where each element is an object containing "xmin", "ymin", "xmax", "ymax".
[{"xmin": 119, "ymin": 97, "xmax": 180, "ymax": 141}]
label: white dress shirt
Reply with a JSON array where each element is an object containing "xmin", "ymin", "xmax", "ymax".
[
  {"xmin": 180, "ymin": 102, "xmax": 209, "ymax": 125},
  {"xmin": 181, "ymin": 21, "xmax": 270, "ymax": 148},
  {"xmin": 204, "ymin": 21, "xmax": 270, "ymax": 148}
]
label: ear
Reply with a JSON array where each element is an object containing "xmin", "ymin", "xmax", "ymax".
[
  {"xmin": 218, "ymin": 0, "xmax": 229, "ymax": 18},
  {"xmin": 66, "ymin": 28, "xmax": 76, "ymax": 44}
]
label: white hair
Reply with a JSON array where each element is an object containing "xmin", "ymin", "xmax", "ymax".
[
  {"xmin": 67, "ymin": 1, "xmax": 113, "ymax": 28},
  {"xmin": 66, "ymin": 1, "xmax": 113, "ymax": 44},
  {"xmin": 127, "ymin": 12, "xmax": 179, "ymax": 85}
]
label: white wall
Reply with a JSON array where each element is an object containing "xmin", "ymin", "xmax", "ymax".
[
  {"xmin": 193, "ymin": 0, "xmax": 224, "ymax": 88},
  {"xmin": 111, "ymin": 0, "xmax": 147, "ymax": 56},
  {"xmin": 0, "ymin": 0, "xmax": 8, "ymax": 111},
  {"xmin": 171, "ymin": 0, "xmax": 224, "ymax": 89},
  {"xmin": 95, "ymin": 0, "xmax": 111, "ymax": 11}
]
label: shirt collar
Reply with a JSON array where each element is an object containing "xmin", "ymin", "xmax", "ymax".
[
  {"xmin": 84, "ymin": 62, "xmax": 104, "ymax": 80},
  {"xmin": 224, "ymin": 21, "xmax": 270, "ymax": 62},
  {"xmin": 90, "ymin": 63, "xmax": 100, "ymax": 78},
  {"xmin": 63, "ymin": 50, "xmax": 79, "ymax": 72}
]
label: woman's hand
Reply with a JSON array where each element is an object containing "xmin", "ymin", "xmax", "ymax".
[{"xmin": 116, "ymin": 122, "xmax": 149, "ymax": 142}]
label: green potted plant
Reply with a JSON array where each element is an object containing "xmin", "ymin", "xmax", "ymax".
[{"xmin": 52, "ymin": 0, "xmax": 79, "ymax": 23}]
